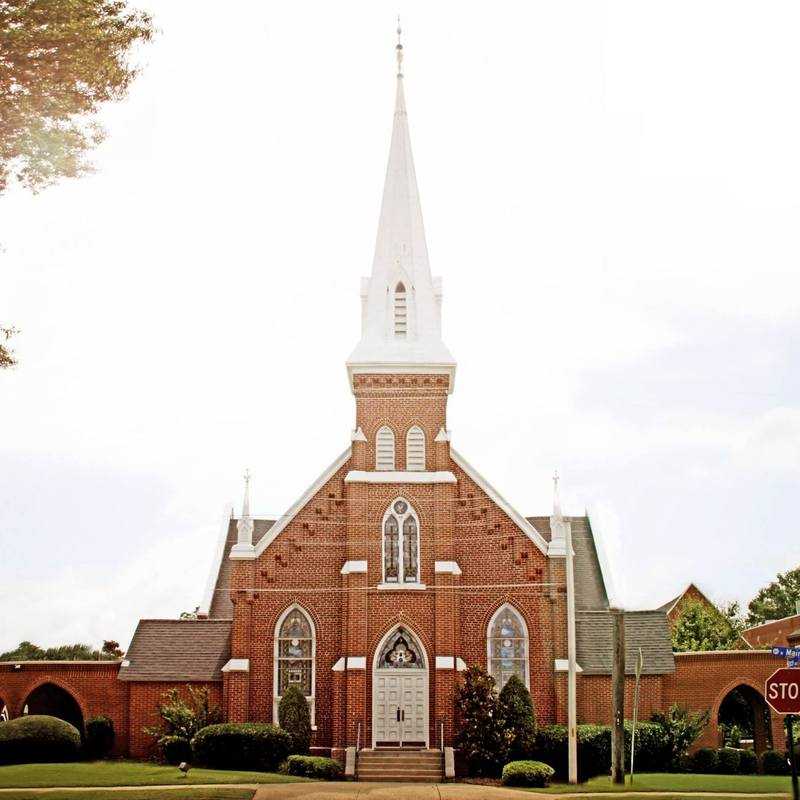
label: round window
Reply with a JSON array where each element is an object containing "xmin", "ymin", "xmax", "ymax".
[{"xmin": 394, "ymin": 500, "xmax": 408, "ymax": 514}]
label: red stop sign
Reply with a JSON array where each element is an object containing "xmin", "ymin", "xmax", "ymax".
[{"xmin": 766, "ymin": 668, "xmax": 800, "ymax": 714}]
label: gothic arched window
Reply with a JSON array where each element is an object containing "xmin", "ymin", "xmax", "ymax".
[
  {"xmin": 376, "ymin": 426, "xmax": 395, "ymax": 471},
  {"xmin": 406, "ymin": 426, "xmax": 425, "ymax": 471},
  {"xmin": 274, "ymin": 605, "xmax": 315, "ymax": 723},
  {"xmin": 394, "ymin": 282, "xmax": 407, "ymax": 337},
  {"xmin": 377, "ymin": 627, "xmax": 426, "ymax": 669},
  {"xmin": 382, "ymin": 498, "xmax": 420, "ymax": 584},
  {"xmin": 487, "ymin": 604, "xmax": 529, "ymax": 689}
]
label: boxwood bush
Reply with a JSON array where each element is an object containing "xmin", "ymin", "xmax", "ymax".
[
  {"xmin": 0, "ymin": 715, "xmax": 81, "ymax": 764},
  {"xmin": 690, "ymin": 747, "xmax": 719, "ymax": 773},
  {"xmin": 160, "ymin": 734, "xmax": 192, "ymax": 765},
  {"xmin": 533, "ymin": 724, "xmax": 610, "ymax": 780},
  {"xmin": 502, "ymin": 760, "xmax": 556, "ymax": 787},
  {"xmin": 738, "ymin": 748, "xmax": 758, "ymax": 774},
  {"xmin": 286, "ymin": 754, "xmax": 342, "ymax": 779},
  {"xmin": 278, "ymin": 686, "xmax": 311, "ymax": 755},
  {"xmin": 762, "ymin": 749, "xmax": 790, "ymax": 775},
  {"xmin": 715, "ymin": 747, "xmax": 741, "ymax": 774},
  {"xmin": 191, "ymin": 723, "xmax": 291, "ymax": 771},
  {"xmin": 85, "ymin": 715, "xmax": 114, "ymax": 759}
]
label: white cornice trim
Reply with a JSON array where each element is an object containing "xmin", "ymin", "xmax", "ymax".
[
  {"xmin": 332, "ymin": 657, "xmax": 346, "ymax": 672},
  {"xmin": 450, "ymin": 448, "xmax": 549, "ymax": 556},
  {"xmin": 198, "ymin": 503, "xmax": 235, "ymax": 615},
  {"xmin": 248, "ymin": 449, "xmax": 351, "ymax": 559},
  {"xmin": 351, "ymin": 427, "xmax": 367, "ymax": 442},
  {"xmin": 434, "ymin": 561, "xmax": 462, "ymax": 576},
  {"xmin": 221, "ymin": 658, "xmax": 250, "ymax": 673},
  {"xmin": 346, "ymin": 656, "xmax": 366, "ymax": 670},
  {"xmin": 554, "ymin": 658, "xmax": 583, "ymax": 673},
  {"xmin": 456, "ymin": 658, "xmax": 467, "ymax": 672},
  {"xmin": 435, "ymin": 656, "xmax": 455, "ymax": 669},
  {"xmin": 345, "ymin": 470, "xmax": 456, "ymax": 485},
  {"xmin": 377, "ymin": 582, "xmax": 427, "ymax": 591},
  {"xmin": 340, "ymin": 560, "xmax": 368, "ymax": 575}
]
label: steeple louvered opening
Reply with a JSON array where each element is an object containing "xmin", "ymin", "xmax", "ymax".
[
  {"xmin": 406, "ymin": 426, "xmax": 425, "ymax": 471},
  {"xmin": 394, "ymin": 282, "xmax": 407, "ymax": 337},
  {"xmin": 376, "ymin": 426, "xmax": 396, "ymax": 471}
]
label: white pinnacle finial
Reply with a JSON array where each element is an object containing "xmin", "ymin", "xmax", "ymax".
[
  {"xmin": 396, "ymin": 16, "xmax": 403, "ymax": 77},
  {"xmin": 237, "ymin": 469, "xmax": 254, "ymax": 545},
  {"xmin": 553, "ymin": 470, "xmax": 563, "ymax": 521}
]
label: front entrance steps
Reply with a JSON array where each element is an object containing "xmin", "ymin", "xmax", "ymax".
[{"xmin": 356, "ymin": 748, "xmax": 444, "ymax": 782}]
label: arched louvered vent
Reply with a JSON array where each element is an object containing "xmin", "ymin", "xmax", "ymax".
[
  {"xmin": 376, "ymin": 426, "xmax": 395, "ymax": 471},
  {"xmin": 394, "ymin": 282, "xmax": 407, "ymax": 337},
  {"xmin": 406, "ymin": 426, "xmax": 425, "ymax": 471}
]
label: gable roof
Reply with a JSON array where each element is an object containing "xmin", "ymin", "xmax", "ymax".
[
  {"xmin": 119, "ymin": 619, "xmax": 231, "ymax": 682},
  {"xmin": 658, "ymin": 583, "xmax": 715, "ymax": 616}
]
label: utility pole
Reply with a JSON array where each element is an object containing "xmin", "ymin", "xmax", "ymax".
[
  {"xmin": 565, "ymin": 511, "xmax": 578, "ymax": 784},
  {"xmin": 611, "ymin": 607, "xmax": 625, "ymax": 785}
]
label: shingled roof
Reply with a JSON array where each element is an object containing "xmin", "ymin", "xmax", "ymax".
[{"xmin": 119, "ymin": 619, "xmax": 232, "ymax": 682}]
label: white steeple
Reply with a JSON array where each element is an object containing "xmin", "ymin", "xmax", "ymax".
[
  {"xmin": 346, "ymin": 23, "xmax": 456, "ymax": 392},
  {"xmin": 236, "ymin": 469, "xmax": 254, "ymax": 547}
]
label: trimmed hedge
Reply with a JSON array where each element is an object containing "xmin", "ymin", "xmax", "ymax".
[
  {"xmin": 499, "ymin": 675, "xmax": 537, "ymax": 762},
  {"xmin": 85, "ymin": 716, "xmax": 115, "ymax": 759},
  {"xmin": 286, "ymin": 755, "xmax": 343, "ymax": 779},
  {"xmin": 191, "ymin": 723, "xmax": 291, "ymax": 771},
  {"xmin": 278, "ymin": 686, "xmax": 311, "ymax": 755},
  {"xmin": 715, "ymin": 747, "xmax": 741, "ymax": 774},
  {"xmin": 0, "ymin": 715, "xmax": 81, "ymax": 765},
  {"xmin": 502, "ymin": 760, "xmax": 556, "ymax": 788},
  {"xmin": 738, "ymin": 748, "xmax": 758, "ymax": 774},
  {"xmin": 690, "ymin": 747, "xmax": 719, "ymax": 773},
  {"xmin": 160, "ymin": 735, "xmax": 192, "ymax": 766},
  {"xmin": 762, "ymin": 749, "xmax": 791, "ymax": 775}
]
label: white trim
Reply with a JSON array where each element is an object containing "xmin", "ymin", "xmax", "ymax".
[
  {"xmin": 331, "ymin": 657, "xmax": 346, "ymax": 672},
  {"xmin": 346, "ymin": 656, "xmax": 366, "ymax": 669},
  {"xmin": 456, "ymin": 658, "xmax": 467, "ymax": 672},
  {"xmin": 435, "ymin": 656, "xmax": 455, "ymax": 669},
  {"xmin": 252, "ymin": 449, "xmax": 350, "ymax": 559},
  {"xmin": 375, "ymin": 426, "xmax": 396, "ymax": 471},
  {"xmin": 198, "ymin": 504, "xmax": 235, "ymax": 614},
  {"xmin": 377, "ymin": 582, "xmax": 427, "ymax": 590},
  {"xmin": 273, "ymin": 604, "xmax": 316, "ymax": 726},
  {"xmin": 434, "ymin": 560, "xmax": 462, "ymax": 576},
  {"xmin": 450, "ymin": 448, "xmax": 549, "ymax": 555},
  {"xmin": 372, "ymin": 624, "xmax": 430, "ymax": 748},
  {"xmin": 381, "ymin": 497, "xmax": 420, "ymax": 585},
  {"xmin": 584, "ymin": 506, "xmax": 619, "ymax": 608},
  {"xmin": 555, "ymin": 658, "xmax": 583, "ymax": 673},
  {"xmin": 345, "ymin": 470, "xmax": 456, "ymax": 484},
  {"xmin": 340, "ymin": 560, "xmax": 368, "ymax": 575},
  {"xmin": 405, "ymin": 426, "xmax": 426, "ymax": 471},
  {"xmin": 351, "ymin": 427, "xmax": 367, "ymax": 442},
  {"xmin": 434, "ymin": 427, "xmax": 450, "ymax": 442},
  {"xmin": 221, "ymin": 658, "xmax": 250, "ymax": 673},
  {"xmin": 487, "ymin": 603, "xmax": 531, "ymax": 690},
  {"xmin": 229, "ymin": 542, "xmax": 255, "ymax": 559}
]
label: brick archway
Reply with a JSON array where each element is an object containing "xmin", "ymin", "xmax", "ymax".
[
  {"xmin": 712, "ymin": 679, "xmax": 774, "ymax": 754},
  {"xmin": 21, "ymin": 681, "xmax": 86, "ymax": 735}
]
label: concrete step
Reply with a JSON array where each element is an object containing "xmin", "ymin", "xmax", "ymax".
[{"xmin": 356, "ymin": 749, "xmax": 443, "ymax": 782}]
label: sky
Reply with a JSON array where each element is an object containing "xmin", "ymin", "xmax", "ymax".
[{"xmin": 1, "ymin": 0, "xmax": 799, "ymax": 653}]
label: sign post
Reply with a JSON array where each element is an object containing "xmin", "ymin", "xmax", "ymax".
[
  {"xmin": 629, "ymin": 647, "xmax": 644, "ymax": 785},
  {"xmin": 765, "ymin": 668, "xmax": 800, "ymax": 800}
]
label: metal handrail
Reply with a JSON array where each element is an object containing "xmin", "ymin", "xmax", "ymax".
[
  {"xmin": 356, "ymin": 719, "xmax": 361, "ymax": 751},
  {"xmin": 439, "ymin": 719, "xmax": 445, "ymax": 752}
]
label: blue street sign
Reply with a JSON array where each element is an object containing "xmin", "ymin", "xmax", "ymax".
[
  {"xmin": 772, "ymin": 647, "xmax": 800, "ymax": 658},
  {"xmin": 790, "ymin": 659, "xmax": 800, "ymax": 668}
]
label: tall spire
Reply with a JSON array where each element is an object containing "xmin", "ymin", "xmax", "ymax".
[
  {"xmin": 346, "ymin": 22, "xmax": 456, "ymax": 392},
  {"xmin": 237, "ymin": 469, "xmax": 254, "ymax": 546},
  {"xmin": 552, "ymin": 470, "xmax": 563, "ymax": 521}
]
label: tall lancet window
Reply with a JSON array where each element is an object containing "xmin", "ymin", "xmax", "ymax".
[
  {"xmin": 274, "ymin": 605, "xmax": 315, "ymax": 724},
  {"xmin": 382, "ymin": 498, "xmax": 420, "ymax": 584},
  {"xmin": 376, "ymin": 426, "xmax": 395, "ymax": 471},
  {"xmin": 487, "ymin": 604, "xmax": 529, "ymax": 689},
  {"xmin": 394, "ymin": 282, "xmax": 408, "ymax": 337},
  {"xmin": 406, "ymin": 426, "xmax": 425, "ymax": 471}
]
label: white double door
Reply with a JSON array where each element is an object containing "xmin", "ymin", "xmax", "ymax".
[{"xmin": 372, "ymin": 669, "xmax": 428, "ymax": 747}]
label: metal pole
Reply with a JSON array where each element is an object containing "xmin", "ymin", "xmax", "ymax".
[
  {"xmin": 565, "ymin": 518, "xmax": 578, "ymax": 784},
  {"xmin": 630, "ymin": 647, "xmax": 643, "ymax": 784},
  {"xmin": 787, "ymin": 714, "xmax": 799, "ymax": 800},
  {"xmin": 611, "ymin": 608, "xmax": 625, "ymax": 784}
]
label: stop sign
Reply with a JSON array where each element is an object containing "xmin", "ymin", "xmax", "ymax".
[{"xmin": 766, "ymin": 668, "xmax": 800, "ymax": 714}]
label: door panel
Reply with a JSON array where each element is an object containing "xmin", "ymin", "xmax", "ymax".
[{"xmin": 373, "ymin": 670, "xmax": 427, "ymax": 746}]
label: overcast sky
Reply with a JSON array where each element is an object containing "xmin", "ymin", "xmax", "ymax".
[{"xmin": 2, "ymin": 1, "xmax": 799, "ymax": 653}]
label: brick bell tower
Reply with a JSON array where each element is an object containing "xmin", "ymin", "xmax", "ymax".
[{"xmin": 335, "ymin": 25, "xmax": 463, "ymax": 755}]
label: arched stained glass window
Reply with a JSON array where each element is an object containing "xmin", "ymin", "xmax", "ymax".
[
  {"xmin": 382, "ymin": 499, "xmax": 420, "ymax": 584},
  {"xmin": 487, "ymin": 604, "xmax": 529, "ymax": 689},
  {"xmin": 377, "ymin": 627, "xmax": 425, "ymax": 669},
  {"xmin": 276, "ymin": 606, "xmax": 314, "ymax": 698}
]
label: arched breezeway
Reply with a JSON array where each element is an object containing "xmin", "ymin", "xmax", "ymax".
[
  {"xmin": 22, "ymin": 682, "xmax": 84, "ymax": 735},
  {"xmin": 716, "ymin": 682, "xmax": 774, "ymax": 754}
]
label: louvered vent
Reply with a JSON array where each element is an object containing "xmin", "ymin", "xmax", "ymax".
[
  {"xmin": 394, "ymin": 282, "xmax": 407, "ymax": 337},
  {"xmin": 376, "ymin": 426, "xmax": 395, "ymax": 471},
  {"xmin": 406, "ymin": 426, "xmax": 425, "ymax": 471}
]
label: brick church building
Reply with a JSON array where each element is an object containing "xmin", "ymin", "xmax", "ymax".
[{"xmin": 0, "ymin": 38, "xmax": 788, "ymax": 773}]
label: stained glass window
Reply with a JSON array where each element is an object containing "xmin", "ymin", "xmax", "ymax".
[
  {"xmin": 378, "ymin": 628, "xmax": 425, "ymax": 669},
  {"xmin": 277, "ymin": 607, "xmax": 314, "ymax": 697},
  {"xmin": 488, "ymin": 605, "xmax": 528, "ymax": 689},
  {"xmin": 382, "ymin": 499, "xmax": 419, "ymax": 583}
]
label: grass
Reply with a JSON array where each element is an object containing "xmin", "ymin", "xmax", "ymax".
[
  {"xmin": 0, "ymin": 761, "xmax": 308, "ymax": 789},
  {"xmin": 1, "ymin": 791, "xmax": 254, "ymax": 800},
  {"xmin": 530, "ymin": 772, "xmax": 794, "ymax": 794}
]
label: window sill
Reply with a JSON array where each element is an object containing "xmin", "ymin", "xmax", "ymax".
[{"xmin": 377, "ymin": 582, "xmax": 427, "ymax": 591}]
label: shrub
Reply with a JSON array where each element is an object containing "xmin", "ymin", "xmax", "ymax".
[
  {"xmin": 144, "ymin": 685, "xmax": 221, "ymax": 745},
  {"xmin": 532, "ymin": 724, "xmax": 611, "ymax": 781},
  {"xmin": 502, "ymin": 760, "xmax": 555, "ymax": 788},
  {"xmin": 690, "ymin": 747, "xmax": 719, "ymax": 773},
  {"xmin": 278, "ymin": 686, "xmax": 311, "ymax": 755},
  {"xmin": 625, "ymin": 720, "xmax": 670, "ymax": 772},
  {"xmin": 455, "ymin": 665, "xmax": 509, "ymax": 776},
  {"xmin": 160, "ymin": 735, "xmax": 192, "ymax": 766},
  {"xmin": 0, "ymin": 715, "xmax": 81, "ymax": 764},
  {"xmin": 85, "ymin": 716, "xmax": 114, "ymax": 759},
  {"xmin": 738, "ymin": 748, "xmax": 758, "ymax": 774},
  {"xmin": 498, "ymin": 675, "xmax": 537, "ymax": 761},
  {"xmin": 715, "ymin": 747, "xmax": 741, "ymax": 774},
  {"xmin": 650, "ymin": 704, "xmax": 710, "ymax": 770},
  {"xmin": 286, "ymin": 754, "xmax": 342, "ymax": 779},
  {"xmin": 191, "ymin": 723, "xmax": 291, "ymax": 771},
  {"xmin": 761, "ymin": 749, "xmax": 790, "ymax": 775}
]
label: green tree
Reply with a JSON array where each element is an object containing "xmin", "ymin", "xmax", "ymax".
[
  {"xmin": 144, "ymin": 685, "xmax": 221, "ymax": 744},
  {"xmin": 671, "ymin": 599, "xmax": 744, "ymax": 652},
  {"xmin": 747, "ymin": 566, "xmax": 800, "ymax": 626},
  {"xmin": 650, "ymin": 704, "xmax": 710, "ymax": 770},
  {"xmin": 0, "ymin": 327, "xmax": 17, "ymax": 369},
  {"xmin": 0, "ymin": 0, "xmax": 154, "ymax": 194},
  {"xmin": 278, "ymin": 685, "xmax": 311, "ymax": 754},
  {"xmin": 498, "ymin": 674, "xmax": 537, "ymax": 761},
  {"xmin": 455, "ymin": 665, "xmax": 510, "ymax": 776},
  {"xmin": 0, "ymin": 640, "xmax": 121, "ymax": 661}
]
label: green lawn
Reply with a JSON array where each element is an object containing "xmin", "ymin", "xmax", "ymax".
[
  {"xmin": 1, "ymin": 791, "xmax": 254, "ymax": 800},
  {"xmin": 532, "ymin": 772, "xmax": 794, "ymax": 794},
  {"xmin": 0, "ymin": 761, "xmax": 307, "ymax": 789}
]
